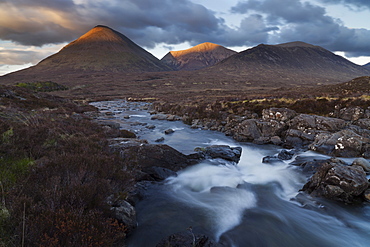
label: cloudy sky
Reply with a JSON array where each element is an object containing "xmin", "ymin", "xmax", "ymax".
[{"xmin": 1, "ymin": 0, "xmax": 370, "ymax": 75}]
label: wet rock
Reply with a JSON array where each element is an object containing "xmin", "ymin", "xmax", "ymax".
[
  {"xmin": 302, "ymin": 158, "xmax": 369, "ymax": 204},
  {"xmin": 201, "ymin": 145, "xmax": 242, "ymax": 163},
  {"xmin": 166, "ymin": 114, "xmax": 182, "ymax": 121},
  {"xmin": 146, "ymin": 124, "xmax": 156, "ymax": 129},
  {"xmin": 262, "ymin": 108, "xmax": 297, "ymax": 122},
  {"xmin": 297, "ymin": 159, "xmax": 330, "ymax": 174},
  {"xmin": 155, "ymin": 137, "xmax": 165, "ymax": 142},
  {"xmin": 123, "ymin": 115, "xmax": 130, "ymax": 119},
  {"xmin": 151, "ymin": 114, "xmax": 168, "ymax": 120},
  {"xmin": 164, "ymin": 129, "xmax": 175, "ymax": 134},
  {"xmin": 156, "ymin": 229, "xmax": 222, "ymax": 247},
  {"xmin": 351, "ymin": 158, "xmax": 370, "ymax": 172},
  {"xmin": 262, "ymin": 149, "xmax": 295, "ymax": 163}
]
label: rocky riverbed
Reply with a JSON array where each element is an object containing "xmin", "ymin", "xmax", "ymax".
[
  {"xmin": 89, "ymin": 100, "xmax": 370, "ymax": 247},
  {"xmin": 152, "ymin": 102, "xmax": 370, "ymax": 158}
]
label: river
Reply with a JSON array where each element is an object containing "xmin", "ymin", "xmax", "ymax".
[{"xmin": 91, "ymin": 100, "xmax": 370, "ymax": 247}]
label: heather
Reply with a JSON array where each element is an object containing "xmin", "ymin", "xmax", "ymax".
[{"xmin": 0, "ymin": 85, "xmax": 134, "ymax": 246}]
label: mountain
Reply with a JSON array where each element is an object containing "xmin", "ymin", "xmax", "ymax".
[
  {"xmin": 4, "ymin": 25, "xmax": 172, "ymax": 75},
  {"xmin": 364, "ymin": 62, "xmax": 370, "ymax": 70},
  {"xmin": 161, "ymin": 42, "xmax": 237, "ymax": 71},
  {"xmin": 206, "ymin": 41, "xmax": 370, "ymax": 85}
]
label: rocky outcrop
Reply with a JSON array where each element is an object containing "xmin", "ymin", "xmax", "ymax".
[
  {"xmin": 308, "ymin": 129, "xmax": 370, "ymax": 157},
  {"xmin": 111, "ymin": 142, "xmax": 242, "ymax": 182},
  {"xmin": 301, "ymin": 158, "xmax": 369, "ymax": 204},
  {"xmin": 155, "ymin": 102, "xmax": 370, "ymax": 158}
]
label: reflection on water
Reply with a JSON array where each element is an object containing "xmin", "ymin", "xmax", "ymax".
[{"xmin": 91, "ymin": 100, "xmax": 370, "ymax": 247}]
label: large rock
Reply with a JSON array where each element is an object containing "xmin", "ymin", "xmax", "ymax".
[
  {"xmin": 193, "ymin": 145, "xmax": 242, "ymax": 163},
  {"xmin": 257, "ymin": 120, "xmax": 287, "ymax": 138},
  {"xmin": 289, "ymin": 114, "xmax": 346, "ymax": 132},
  {"xmin": 233, "ymin": 119, "xmax": 261, "ymax": 142},
  {"xmin": 309, "ymin": 129, "xmax": 370, "ymax": 157},
  {"xmin": 118, "ymin": 144, "xmax": 197, "ymax": 181},
  {"xmin": 302, "ymin": 158, "xmax": 369, "ymax": 203},
  {"xmin": 262, "ymin": 108, "xmax": 297, "ymax": 122}
]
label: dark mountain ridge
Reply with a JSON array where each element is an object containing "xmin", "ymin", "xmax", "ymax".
[
  {"xmin": 161, "ymin": 42, "xmax": 237, "ymax": 71},
  {"xmin": 207, "ymin": 41, "xmax": 369, "ymax": 84}
]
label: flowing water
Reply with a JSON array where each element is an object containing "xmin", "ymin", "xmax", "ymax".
[{"xmin": 91, "ymin": 100, "xmax": 370, "ymax": 247}]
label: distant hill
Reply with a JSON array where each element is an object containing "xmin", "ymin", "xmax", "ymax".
[
  {"xmin": 3, "ymin": 25, "xmax": 172, "ymax": 76},
  {"xmin": 364, "ymin": 62, "xmax": 370, "ymax": 70},
  {"xmin": 161, "ymin": 42, "xmax": 237, "ymax": 71},
  {"xmin": 206, "ymin": 41, "xmax": 370, "ymax": 85},
  {"xmin": 318, "ymin": 76, "xmax": 370, "ymax": 95}
]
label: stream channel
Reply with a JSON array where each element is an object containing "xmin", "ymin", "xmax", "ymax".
[{"xmin": 91, "ymin": 100, "xmax": 370, "ymax": 247}]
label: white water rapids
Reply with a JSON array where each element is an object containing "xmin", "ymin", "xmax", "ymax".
[{"xmin": 91, "ymin": 100, "xmax": 370, "ymax": 247}]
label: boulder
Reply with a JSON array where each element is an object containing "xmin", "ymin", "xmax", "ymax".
[
  {"xmin": 262, "ymin": 149, "xmax": 295, "ymax": 163},
  {"xmin": 257, "ymin": 120, "xmax": 287, "ymax": 138},
  {"xmin": 309, "ymin": 129, "xmax": 370, "ymax": 158},
  {"xmin": 233, "ymin": 119, "xmax": 261, "ymax": 142},
  {"xmin": 155, "ymin": 137, "xmax": 165, "ymax": 142},
  {"xmin": 151, "ymin": 114, "xmax": 168, "ymax": 120},
  {"xmin": 164, "ymin": 129, "xmax": 175, "ymax": 134},
  {"xmin": 262, "ymin": 108, "xmax": 297, "ymax": 122},
  {"xmin": 107, "ymin": 198, "xmax": 136, "ymax": 233},
  {"xmin": 146, "ymin": 124, "xmax": 156, "ymax": 129},
  {"xmin": 301, "ymin": 158, "xmax": 369, "ymax": 204},
  {"xmin": 201, "ymin": 145, "xmax": 242, "ymax": 163},
  {"xmin": 118, "ymin": 144, "xmax": 198, "ymax": 181},
  {"xmin": 289, "ymin": 114, "xmax": 346, "ymax": 132}
]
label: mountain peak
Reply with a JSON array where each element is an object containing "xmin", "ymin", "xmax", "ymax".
[
  {"xmin": 274, "ymin": 41, "xmax": 318, "ymax": 48},
  {"xmin": 170, "ymin": 42, "xmax": 222, "ymax": 57},
  {"xmin": 7, "ymin": 25, "xmax": 172, "ymax": 75},
  {"xmin": 161, "ymin": 42, "xmax": 237, "ymax": 71},
  {"xmin": 65, "ymin": 25, "xmax": 127, "ymax": 47}
]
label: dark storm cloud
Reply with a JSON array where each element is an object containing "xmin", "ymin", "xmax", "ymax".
[
  {"xmin": 231, "ymin": 0, "xmax": 370, "ymax": 57},
  {"xmin": 0, "ymin": 0, "xmax": 228, "ymax": 48},
  {"xmin": 0, "ymin": 0, "xmax": 369, "ymax": 58}
]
